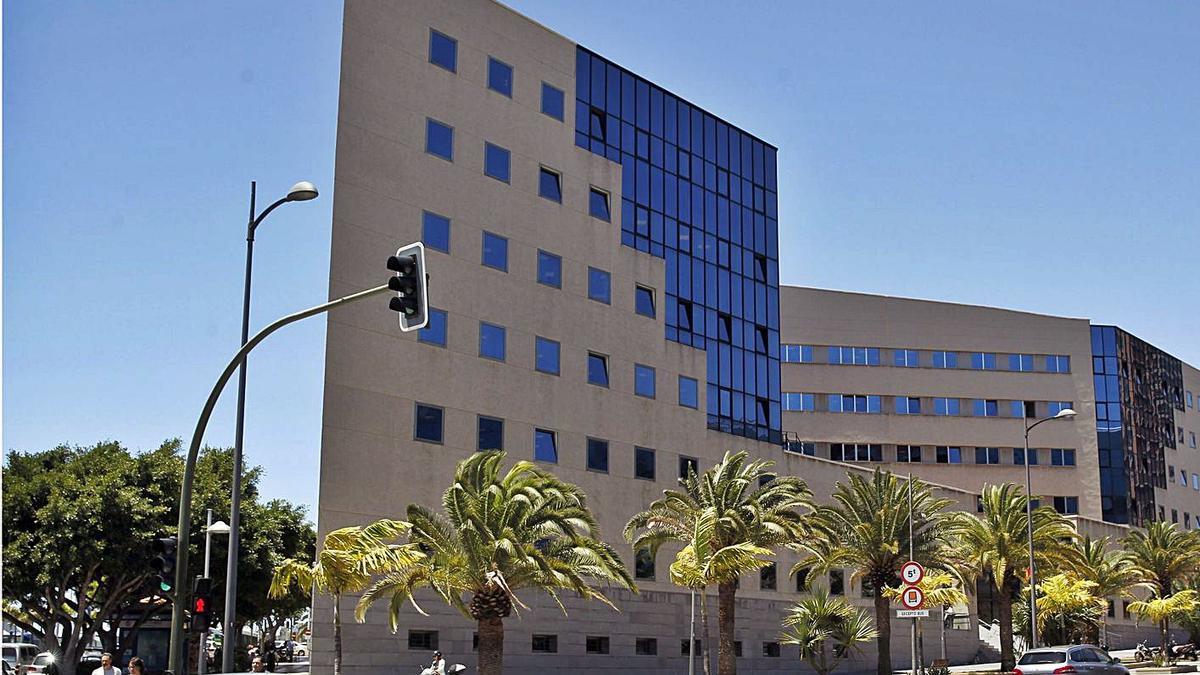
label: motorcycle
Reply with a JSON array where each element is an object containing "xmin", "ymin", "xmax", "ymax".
[
  {"xmin": 417, "ymin": 665, "xmax": 467, "ymax": 675},
  {"xmin": 1173, "ymin": 643, "xmax": 1198, "ymax": 661},
  {"xmin": 1135, "ymin": 640, "xmax": 1154, "ymax": 662}
]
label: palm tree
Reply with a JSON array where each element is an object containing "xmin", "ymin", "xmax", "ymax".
[
  {"xmin": 1032, "ymin": 573, "xmax": 1107, "ymax": 645},
  {"xmin": 1123, "ymin": 522, "xmax": 1200, "ymax": 656},
  {"xmin": 269, "ymin": 519, "xmax": 420, "ymax": 675},
  {"xmin": 882, "ymin": 569, "xmax": 968, "ymax": 662},
  {"xmin": 625, "ymin": 450, "xmax": 813, "ymax": 675},
  {"xmin": 780, "ymin": 588, "xmax": 878, "ymax": 675},
  {"xmin": 798, "ymin": 469, "xmax": 952, "ymax": 675},
  {"xmin": 1129, "ymin": 590, "xmax": 1200, "ymax": 663},
  {"xmin": 949, "ymin": 483, "xmax": 1079, "ymax": 672},
  {"xmin": 354, "ymin": 451, "xmax": 633, "ymax": 675},
  {"xmin": 1073, "ymin": 536, "xmax": 1144, "ymax": 644}
]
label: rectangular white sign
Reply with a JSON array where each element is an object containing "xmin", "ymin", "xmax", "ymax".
[{"xmin": 897, "ymin": 609, "xmax": 930, "ymax": 618}]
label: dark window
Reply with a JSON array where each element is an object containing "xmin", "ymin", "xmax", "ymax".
[
  {"xmin": 478, "ymin": 322, "xmax": 506, "ymax": 361},
  {"xmin": 635, "ymin": 447, "xmax": 655, "ymax": 480},
  {"xmin": 681, "ymin": 640, "xmax": 702, "ymax": 656},
  {"xmin": 762, "ymin": 642, "xmax": 780, "ymax": 658},
  {"xmin": 829, "ymin": 570, "xmax": 844, "ymax": 596},
  {"xmin": 1015, "ymin": 448, "xmax": 1040, "ymax": 465},
  {"xmin": 1052, "ymin": 448, "xmax": 1076, "ymax": 466},
  {"xmin": 484, "ymin": 142, "xmax": 510, "ymax": 182},
  {"xmin": 587, "ymin": 352, "xmax": 609, "ymax": 387},
  {"xmin": 1054, "ymin": 496, "xmax": 1079, "ymax": 515},
  {"xmin": 531, "ymin": 634, "xmax": 557, "ymax": 653},
  {"xmin": 588, "ymin": 267, "xmax": 611, "ymax": 303},
  {"xmin": 760, "ymin": 562, "xmax": 777, "ymax": 590},
  {"xmin": 635, "ymin": 638, "xmax": 657, "ymax": 656},
  {"xmin": 588, "ymin": 107, "xmax": 607, "ymax": 142},
  {"xmin": 428, "ymin": 30, "xmax": 456, "ymax": 72},
  {"xmin": 973, "ymin": 399, "xmax": 999, "ymax": 417},
  {"xmin": 422, "ymin": 211, "xmax": 451, "ymax": 253},
  {"xmin": 677, "ymin": 299, "xmax": 693, "ymax": 332},
  {"xmin": 635, "ymin": 285, "xmax": 656, "ymax": 317},
  {"xmin": 635, "ymin": 364, "xmax": 656, "ymax": 398},
  {"xmin": 587, "ymin": 438, "xmax": 609, "ymax": 473},
  {"xmin": 425, "ymin": 118, "xmax": 453, "ymax": 160},
  {"xmin": 794, "ymin": 567, "xmax": 811, "ymax": 591},
  {"xmin": 477, "ymin": 416, "xmax": 503, "ymax": 451},
  {"xmin": 535, "ymin": 337, "xmax": 560, "ymax": 375},
  {"xmin": 755, "ymin": 325, "xmax": 769, "ymax": 352},
  {"xmin": 634, "ymin": 547, "xmax": 655, "ymax": 580},
  {"xmin": 487, "ymin": 57, "xmax": 513, "ymax": 97},
  {"xmin": 753, "ymin": 254, "xmax": 768, "ymax": 282},
  {"xmin": 541, "ymin": 83, "xmax": 564, "ymax": 121},
  {"xmin": 679, "ymin": 456, "xmax": 698, "ymax": 479},
  {"xmin": 589, "ymin": 188, "xmax": 611, "ymax": 221},
  {"xmin": 678, "ymin": 376, "xmax": 698, "ymax": 409},
  {"xmin": 534, "ymin": 428, "xmax": 557, "ymax": 463},
  {"xmin": 717, "ymin": 313, "xmax": 732, "ymax": 342},
  {"xmin": 539, "ymin": 167, "xmax": 562, "ymax": 203},
  {"xmin": 585, "ymin": 636, "xmax": 609, "ymax": 655},
  {"xmin": 936, "ymin": 446, "xmax": 963, "ymax": 464},
  {"xmin": 975, "ymin": 447, "xmax": 1000, "ymax": 465},
  {"xmin": 418, "ymin": 308, "xmax": 447, "ymax": 347},
  {"xmin": 481, "ymin": 231, "xmax": 508, "ymax": 271},
  {"xmin": 537, "ymin": 250, "xmax": 562, "ymax": 288},
  {"xmin": 414, "ymin": 404, "xmax": 444, "ymax": 443},
  {"xmin": 734, "ymin": 642, "xmax": 743, "ymax": 658},
  {"xmin": 897, "ymin": 445, "xmax": 922, "ymax": 463},
  {"xmin": 408, "ymin": 630, "xmax": 438, "ymax": 651}
]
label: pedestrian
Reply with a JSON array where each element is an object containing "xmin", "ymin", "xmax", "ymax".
[
  {"xmin": 429, "ymin": 650, "xmax": 446, "ymax": 675},
  {"xmin": 91, "ymin": 653, "xmax": 121, "ymax": 675},
  {"xmin": 250, "ymin": 656, "xmax": 266, "ymax": 673},
  {"xmin": 284, "ymin": 638, "xmax": 294, "ymax": 662},
  {"xmin": 126, "ymin": 657, "xmax": 145, "ymax": 675},
  {"xmin": 265, "ymin": 644, "xmax": 276, "ymax": 672}
]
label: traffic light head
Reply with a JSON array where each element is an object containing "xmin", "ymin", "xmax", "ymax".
[
  {"xmin": 191, "ymin": 577, "xmax": 213, "ymax": 629},
  {"xmin": 387, "ymin": 242, "xmax": 428, "ymax": 332},
  {"xmin": 151, "ymin": 536, "xmax": 178, "ymax": 592}
]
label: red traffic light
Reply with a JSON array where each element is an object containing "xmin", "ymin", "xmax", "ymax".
[{"xmin": 193, "ymin": 597, "xmax": 208, "ymax": 614}]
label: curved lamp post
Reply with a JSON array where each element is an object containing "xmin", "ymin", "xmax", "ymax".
[
  {"xmin": 1024, "ymin": 407, "xmax": 1076, "ymax": 648},
  {"xmin": 222, "ymin": 180, "xmax": 318, "ymax": 673}
]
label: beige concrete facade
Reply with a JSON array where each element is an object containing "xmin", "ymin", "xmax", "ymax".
[{"xmin": 318, "ymin": 1, "xmax": 1197, "ymax": 673}]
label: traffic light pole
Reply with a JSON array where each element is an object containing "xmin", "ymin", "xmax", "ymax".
[{"xmin": 167, "ymin": 282, "xmax": 391, "ymax": 675}]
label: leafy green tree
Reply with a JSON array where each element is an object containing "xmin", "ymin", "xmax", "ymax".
[
  {"xmin": 354, "ymin": 451, "xmax": 634, "ymax": 675},
  {"xmin": 625, "ymin": 450, "xmax": 812, "ymax": 675},
  {"xmin": 1129, "ymin": 590, "xmax": 1200, "ymax": 663},
  {"xmin": 1122, "ymin": 522, "xmax": 1200, "ymax": 656},
  {"xmin": 1029, "ymin": 573, "xmax": 1106, "ymax": 645},
  {"xmin": 798, "ymin": 470, "xmax": 952, "ymax": 675},
  {"xmin": 950, "ymin": 483, "xmax": 1079, "ymax": 672},
  {"xmin": 270, "ymin": 519, "xmax": 419, "ymax": 675},
  {"xmin": 780, "ymin": 588, "xmax": 877, "ymax": 675}
]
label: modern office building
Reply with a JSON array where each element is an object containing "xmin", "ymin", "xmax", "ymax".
[{"xmin": 317, "ymin": 1, "xmax": 1200, "ymax": 673}]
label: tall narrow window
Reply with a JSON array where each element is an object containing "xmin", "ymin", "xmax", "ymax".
[
  {"xmin": 635, "ymin": 364, "xmax": 656, "ymax": 398},
  {"xmin": 425, "ymin": 119, "xmax": 454, "ymax": 161},
  {"xmin": 635, "ymin": 285, "xmax": 655, "ymax": 317},
  {"xmin": 478, "ymin": 322, "xmax": 506, "ymax": 361},
  {"xmin": 418, "ymin": 308, "xmax": 447, "ymax": 347},
  {"xmin": 589, "ymin": 188, "xmax": 611, "ymax": 221},
  {"xmin": 634, "ymin": 547, "xmax": 655, "ymax": 580},
  {"xmin": 540, "ymin": 82, "xmax": 564, "ymax": 121},
  {"xmin": 487, "ymin": 57, "xmax": 513, "ymax": 97},
  {"xmin": 588, "ymin": 267, "xmax": 611, "ymax": 304},
  {"xmin": 635, "ymin": 447, "xmax": 656, "ymax": 480},
  {"xmin": 484, "ymin": 142, "xmax": 510, "ymax": 183},
  {"xmin": 428, "ymin": 30, "xmax": 457, "ymax": 72},
  {"xmin": 586, "ymin": 438, "xmax": 609, "ymax": 473},
  {"xmin": 679, "ymin": 456, "xmax": 698, "ymax": 479},
  {"xmin": 587, "ymin": 352, "xmax": 609, "ymax": 387},
  {"xmin": 678, "ymin": 376, "xmax": 698, "ymax": 409},
  {"xmin": 422, "ymin": 211, "xmax": 451, "ymax": 253},
  {"xmin": 537, "ymin": 250, "xmax": 561, "ymax": 288},
  {"xmin": 477, "ymin": 416, "xmax": 503, "ymax": 451},
  {"xmin": 534, "ymin": 428, "xmax": 557, "ymax": 463},
  {"xmin": 535, "ymin": 337, "xmax": 560, "ymax": 375},
  {"xmin": 414, "ymin": 403, "xmax": 444, "ymax": 443},
  {"xmin": 539, "ymin": 167, "xmax": 562, "ymax": 203},
  {"xmin": 481, "ymin": 231, "xmax": 508, "ymax": 271}
]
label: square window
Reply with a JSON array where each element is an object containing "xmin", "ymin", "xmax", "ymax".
[
  {"xmin": 477, "ymin": 416, "xmax": 503, "ymax": 451},
  {"xmin": 897, "ymin": 445, "xmax": 922, "ymax": 463},
  {"xmin": 539, "ymin": 167, "xmax": 562, "ymax": 203},
  {"xmin": 634, "ymin": 547, "xmax": 655, "ymax": 580},
  {"xmin": 531, "ymin": 634, "xmax": 557, "ymax": 654},
  {"xmin": 678, "ymin": 375, "xmax": 699, "ymax": 409},
  {"xmin": 425, "ymin": 118, "xmax": 454, "ymax": 161},
  {"xmin": 537, "ymin": 250, "xmax": 562, "ymax": 288},
  {"xmin": 535, "ymin": 337, "xmax": 560, "ymax": 375},
  {"xmin": 541, "ymin": 82, "xmax": 564, "ymax": 121},
  {"xmin": 975, "ymin": 447, "xmax": 1000, "ymax": 465},
  {"xmin": 587, "ymin": 352, "xmax": 610, "ymax": 387},
  {"xmin": 589, "ymin": 187, "xmax": 611, "ymax": 221},
  {"xmin": 408, "ymin": 630, "xmax": 438, "ymax": 651},
  {"xmin": 585, "ymin": 636, "xmax": 609, "ymax": 655},
  {"xmin": 679, "ymin": 456, "xmax": 698, "ymax": 480},
  {"xmin": 478, "ymin": 322, "xmax": 506, "ymax": 361},
  {"xmin": 635, "ymin": 285, "xmax": 655, "ymax": 317},
  {"xmin": 1016, "ymin": 448, "xmax": 1040, "ymax": 465},
  {"xmin": 936, "ymin": 446, "xmax": 963, "ymax": 464},
  {"xmin": 635, "ymin": 364, "xmax": 656, "ymax": 398},
  {"xmin": 428, "ymin": 30, "xmax": 457, "ymax": 72},
  {"xmin": 422, "ymin": 211, "xmax": 451, "ymax": 253},
  {"xmin": 414, "ymin": 403, "xmax": 444, "ymax": 443},
  {"xmin": 635, "ymin": 638, "xmax": 657, "ymax": 656},
  {"xmin": 487, "ymin": 57, "xmax": 513, "ymax": 97},
  {"xmin": 418, "ymin": 308, "xmax": 447, "ymax": 347},
  {"xmin": 481, "ymin": 231, "xmax": 508, "ymax": 271},
  {"xmin": 534, "ymin": 428, "xmax": 557, "ymax": 463},
  {"xmin": 635, "ymin": 447, "xmax": 655, "ymax": 480},
  {"xmin": 763, "ymin": 642, "xmax": 780, "ymax": 658},
  {"xmin": 681, "ymin": 640, "xmax": 702, "ymax": 657},
  {"xmin": 484, "ymin": 142, "xmax": 511, "ymax": 182},
  {"xmin": 587, "ymin": 438, "xmax": 609, "ymax": 473},
  {"xmin": 588, "ymin": 267, "xmax": 611, "ymax": 304}
]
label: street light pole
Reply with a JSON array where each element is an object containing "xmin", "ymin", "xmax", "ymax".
[
  {"xmin": 199, "ymin": 513, "xmax": 230, "ymax": 675},
  {"xmin": 222, "ymin": 180, "xmax": 317, "ymax": 674},
  {"xmin": 1023, "ymin": 407, "xmax": 1077, "ymax": 650}
]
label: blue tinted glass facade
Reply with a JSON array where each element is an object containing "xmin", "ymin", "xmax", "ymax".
[{"xmin": 574, "ymin": 46, "xmax": 781, "ymax": 442}]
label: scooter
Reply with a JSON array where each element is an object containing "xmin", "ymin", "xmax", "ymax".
[
  {"xmin": 1173, "ymin": 643, "xmax": 1198, "ymax": 661},
  {"xmin": 1135, "ymin": 640, "xmax": 1154, "ymax": 662},
  {"xmin": 417, "ymin": 665, "xmax": 467, "ymax": 675}
]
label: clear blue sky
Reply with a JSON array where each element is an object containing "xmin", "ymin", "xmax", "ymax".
[{"xmin": 6, "ymin": 1, "xmax": 1198, "ymax": 513}]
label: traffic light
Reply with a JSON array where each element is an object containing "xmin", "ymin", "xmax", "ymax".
[
  {"xmin": 190, "ymin": 577, "xmax": 212, "ymax": 631},
  {"xmin": 151, "ymin": 536, "xmax": 178, "ymax": 592},
  {"xmin": 387, "ymin": 242, "xmax": 428, "ymax": 332}
]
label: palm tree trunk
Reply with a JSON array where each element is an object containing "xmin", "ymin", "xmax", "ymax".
[
  {"xmin": 873, "ymin": 584, "xmax": 891, "ymax": 675},
  {"xmin": 1162, "ymin": 619, "xmax": 1170, "ymax": 662},
  {"xmin": 700, "ymin": 588, "xmax": 712, "ymax": 675},
  {"xmin": 332, "ymin": 593, "xmax": 343, "ymax": 675},
  {"xmin": 478, "ymin": 617, "xmax": 504, "ymax": 675},
  {"xmin": 718, "ymin": 580, "xmax": 737, "ymax": 675},
  {"xmin": 997, "ymin": 582, "xmax": 1015, "ymax": 672}
]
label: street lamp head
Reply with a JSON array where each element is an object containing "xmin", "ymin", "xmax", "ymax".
[
  {"xmin": 207, "ymin": 520, "xmax": 232, "ymax": 535},
  {"xmin": 285, "ymin": 181, "xmax": 319, "ymax": 202},
  {"xmin": 1054, "ymin": 408, "xmax": 1077, "ymax": 419}
]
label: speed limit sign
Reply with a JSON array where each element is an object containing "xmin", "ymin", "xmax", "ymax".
[
  {"xmin": 901, "ymin": 586, "xmax": 925, "ymax": 610},
  {"xmin": 900, "ymin": 560, "xmax": 925, "ymax": 586}
]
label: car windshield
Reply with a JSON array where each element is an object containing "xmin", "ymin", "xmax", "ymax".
[
  {"xmin": 1019, "ymin": 651, "xmax": 1067, "ymax": 664},
  {"xmin": 33, "ymin": 655, "xmax": 54, "ymax": 666}
]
